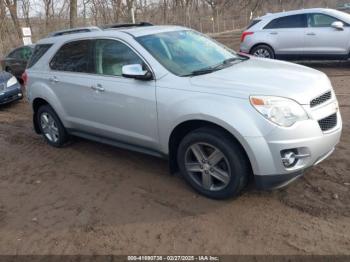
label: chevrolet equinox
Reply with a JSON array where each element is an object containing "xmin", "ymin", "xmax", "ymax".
[{"xmin": 25, "ymin": 25, "xmax": 342, "ymax": 199}]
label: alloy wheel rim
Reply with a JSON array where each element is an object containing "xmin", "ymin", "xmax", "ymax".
[
  {"xmin": 184, "ymin": 142, "xmax": 231, "ymax": 191},
  {"xmin": 254, "ymin": 48, "xmax": 271, "ymax": 58},
  {"xmin": 40, "ymin": 113, "xmax": 59, "ymax": 143}
]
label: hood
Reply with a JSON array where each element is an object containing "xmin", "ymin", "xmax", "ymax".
[{"xmin": 189, "ymin": 57, "xmax": 332, "ymax": 105}]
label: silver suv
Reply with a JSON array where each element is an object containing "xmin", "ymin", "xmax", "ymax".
[
  {"xmin": 25, "ymin": 25, "xmax": 342, "ymax": 199},
  {"xmin": 240, "ymin": 8, "xmax": 350, "ymax": 60}
]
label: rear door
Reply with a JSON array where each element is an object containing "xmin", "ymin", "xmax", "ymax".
[
  {"xmin": 263, "ymin": 14, "xmax": 307, "ymax": 57},
  {"xmin": 48, "ymin": 40, "xmax": 96, "ymax": 129},
  {"xmin": 304, "ymin": 13, "xmax": 350, "ymax": 57}
]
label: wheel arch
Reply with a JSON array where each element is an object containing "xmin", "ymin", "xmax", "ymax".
[
  {"xmin": 249, "ymin": 43, "xmax": 275, "ymax": 55},
  {"xmin": 32, "ymin": 97, "xmax": 50, "ymax": 134},
  {"xmin": 168, "ymin": 119, "xmax": 253, "ymax": 178}
]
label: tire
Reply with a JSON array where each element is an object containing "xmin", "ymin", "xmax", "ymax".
[
  {"xmin": 37, "ymin": 105, "xmax": 68, "ymax": 147},
  {"xmin": 250, "ymin": 44, "xmax": 275, "ymax": 59},
  {"xmin": 177, "ymin": 127, "xmax": 250, "ymax": 199}
]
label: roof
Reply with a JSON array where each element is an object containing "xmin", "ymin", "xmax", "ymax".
[
  {"xmin": 39, "ymin": 25, "xmax": 188, "ymax": 44},
  {"xmin": 259, "ymin": 8, "xmax": 337, "ymax": 19}
]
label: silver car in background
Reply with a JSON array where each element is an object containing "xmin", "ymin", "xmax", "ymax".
[
  {"xmin": 25, "ymin": 25, "xmax": 342, "ymax": 199},
  {"xmin": 240, "ymin": 8, "xmax": 350, "ymax": 60}
]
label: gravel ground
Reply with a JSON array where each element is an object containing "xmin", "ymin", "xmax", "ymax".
[{"xmin": 0, "ymin": 33, "xmax": 349, "ymax": 255}]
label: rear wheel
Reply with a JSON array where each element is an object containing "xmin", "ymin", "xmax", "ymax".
[
  {"xmin": 177, "ymin": 127, "xmax": 250, "ymax": 199},
  {"xmin": 37, "ymin": 105, "xmax": 68, "ymax": 147},
  {"xmin": 250, "ymin": 45, "xmax": 275, "ymax": 59}
]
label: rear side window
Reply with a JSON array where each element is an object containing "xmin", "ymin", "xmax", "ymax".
[
  {"xmin": 7, "ymin": 49, "xmax": 21, "ymax": 59},
  {"xmin": 264, "ymin": 14, "xmax": 307, "ymax": 29},
  {"xmin": 50, "ymin": 40, "xmax": 92, "ymax": 73},
  {"xmin": 247, "ymin": 19, "xmax": 261, "ymax": 29}
]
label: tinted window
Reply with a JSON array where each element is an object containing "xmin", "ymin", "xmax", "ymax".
[
  {"xmin": 247, "ymin": 19, "xmax": 261, "ymax": 29},
  {"xmin": 94, "ymin": 39, "xmax": 143, "ymax": 76},
  {"xmin": 50, "ymin": 40, "xmax": 92, "ymax": 73},
  {"xmin": 27, "ymin": 44, "xmax": 52, "ymax": 68},
  {"xmin": 308, "ymin": 14, "xmax": 340, "ymax": 27},
  {"xmin": 264, "ymin": 14, "xmax": 307, "ymax": 29},
  {"xmin": 8, "ymin": 49, "xmax": 21, "ymax": 59},
  {"xmin": 20, "ymin": 47, "xmax": 33, "ymax": 60}
]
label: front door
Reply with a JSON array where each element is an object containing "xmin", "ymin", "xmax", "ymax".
[
  {"xmin": 304, "ymin": 13, "xmax": 350, "ymax": 57},
  {"xmin": 83, "ymin": 39, "xmax": 159, "ymax": 150}
]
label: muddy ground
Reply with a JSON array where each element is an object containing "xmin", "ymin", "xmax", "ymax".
[{"xmin": 0, "ymin": 33, "xmax": 349, "ymax": 255}]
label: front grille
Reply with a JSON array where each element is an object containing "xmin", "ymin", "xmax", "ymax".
[
  {"xmin": 0, "ymin": 83, "xmax": 5, "ymax": 92},
  {"xmin": 310, "ymin": 91, "xmax": 332, "ymax": 108},
  {"xmin": 318, "ymin": 113, "xmax": 337, "ymax": 132}
]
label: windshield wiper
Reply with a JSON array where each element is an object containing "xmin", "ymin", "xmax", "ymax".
[
  {"xmin": 182, "ymin": 57, "xmax": 247, "ymax": 77},
  {"xmin": 183, "ymin": 68, "xmax": 217, "ymax": 76}
]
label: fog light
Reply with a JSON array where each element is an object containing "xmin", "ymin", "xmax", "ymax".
[
  {"xmin": 18, "ymin": 93, "xmax": 22, "ymax": 97},
  {"xmin": 282, "ymin": 151, "xmax": 297, "ymax": 167}
]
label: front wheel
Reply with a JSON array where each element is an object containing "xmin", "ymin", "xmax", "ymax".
[
  {"xmin": 250, "ymin": 45, "xmax": 275, "ymax": 59},
  {"xmin": 177, "ymin": 127, "xmax": 250, "ymax": 199}
]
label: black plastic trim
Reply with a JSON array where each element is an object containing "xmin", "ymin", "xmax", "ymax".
[{"xmin": 255, "ymin": 171, "xmax": 304, "ymax": 190}]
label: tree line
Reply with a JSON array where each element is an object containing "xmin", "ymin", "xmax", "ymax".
[{"xmin": 0, "ymin": 0, "xmax": 339, "ymax": 56}]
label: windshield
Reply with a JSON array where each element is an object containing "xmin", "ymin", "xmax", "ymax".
[{"xmin": 137, "ymin": 30, "xmax": 240, "ymax": 76}]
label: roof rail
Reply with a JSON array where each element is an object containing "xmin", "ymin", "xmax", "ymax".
[
  {"xmin": 103, "ymin": 22, "xmax": 154, "ymax": 29},
  {"xmin": 48, "ymin": 26, "xmax": 102, "ymax": 37}
]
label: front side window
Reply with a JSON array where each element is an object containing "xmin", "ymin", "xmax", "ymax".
[
  {"xmin": 50, "ymin": 40, "xmax": 92, "ymax": 73},
  {"xmin": 308, "ymin": 13, "xmax": 339, "ymax": 27},
  {"xmin": 264, "ymin": 14, "xmax": 307, "ymax": 29},
  {"xmin": 137, "ymin": 30, "xmax": 239, "ymax": 76},
  {"xmin": 94, "ymin": 39, "xmax": 143, "ymax": 76}
]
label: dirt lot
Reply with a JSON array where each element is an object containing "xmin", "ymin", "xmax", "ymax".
[{"xmin": 0, "ymin": 33, "xmax": 349, "ymax": 255}]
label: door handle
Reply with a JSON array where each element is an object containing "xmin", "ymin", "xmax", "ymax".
[
  {"xmin": 91, "ymin": 84, "xmax": 105, "ymax": 92},
  {"xmin": 270, "ymin": 32, "xmax": 278, "ymax": 35},
  {"xmin": 49, "ymin": 76, "xmax": 59, "ymax": 83},
  {"xmin": 306, "ymin": 32, "xmax": 316, "ymax": 36}
]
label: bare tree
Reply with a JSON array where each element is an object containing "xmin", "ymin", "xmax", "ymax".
[
  {"xmin": 70, "ymin": 0, "xmax": 77, "ymax": 28},
  {"xmin": 4, "ymin": 0, "xmax": 22, "ymax": 40}
]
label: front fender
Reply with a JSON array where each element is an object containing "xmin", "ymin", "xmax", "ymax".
[{"xmin": 157, "ymin": 91, "xmax": 277, "ymax": 171}]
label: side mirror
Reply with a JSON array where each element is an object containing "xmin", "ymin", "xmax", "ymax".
[
  {"xmin": 122, "ymin": 64, "xmax": 153, "ymax": 81},
  {"xmin": 331, "ymin": 21, "xmax": 344, "ymax": 30}
]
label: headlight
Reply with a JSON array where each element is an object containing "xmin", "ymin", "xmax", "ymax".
[
  {"xmin": 250, "ymin": 96, "xmax": 309, "ymax": 127},
  {"xmin": 6, "ymin": 76, "xmax": 18, "ymax": 88}
]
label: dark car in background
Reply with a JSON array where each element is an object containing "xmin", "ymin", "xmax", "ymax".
[
  {"xmin": 0, "ymin": 71, "xmax": 22, "ymax": 105},
  {"xmin": 1, "ymin": 45, "xmax": 34, "ymax": 79}
]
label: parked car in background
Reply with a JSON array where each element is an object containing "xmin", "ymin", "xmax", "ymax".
[
  {"xmin": 0, "ymin": 71, "xmax": 22, "ymax": 105},
  {"xmin": 240, "ymin": 8, "xmax": 350, "ymax": 60},
  {"xmin": 25, "ymin": 25, "xmax": 341, "ymax": 199},
  {"xmin": 1, "ymin": 45, "xmax": 34, "ymax": 79}
]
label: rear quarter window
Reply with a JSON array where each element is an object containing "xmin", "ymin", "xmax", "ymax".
[
  {"xmin": 247, "ymin": 19, "xmax": 261, "ymax": 29},
  {"xmin": 27, "ymin": 44, "xmax": 52, "ymax": 68}
]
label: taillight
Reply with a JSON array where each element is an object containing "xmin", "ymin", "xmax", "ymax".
[
  {"xmin": 241, "ymin": 31, "xmax": 254, "ymax": 42},
  {"xmin": 22, "ymin": 71, "xmax": 28, "ymax": 87}
]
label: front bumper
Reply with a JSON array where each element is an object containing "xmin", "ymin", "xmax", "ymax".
[
  {"xmin": 245, "ymin": 107, "xmax": 342, "ymax": 190},
  {"xmin": 0, "ymin": 83, "xmax": 23, "ymax": 105}
]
